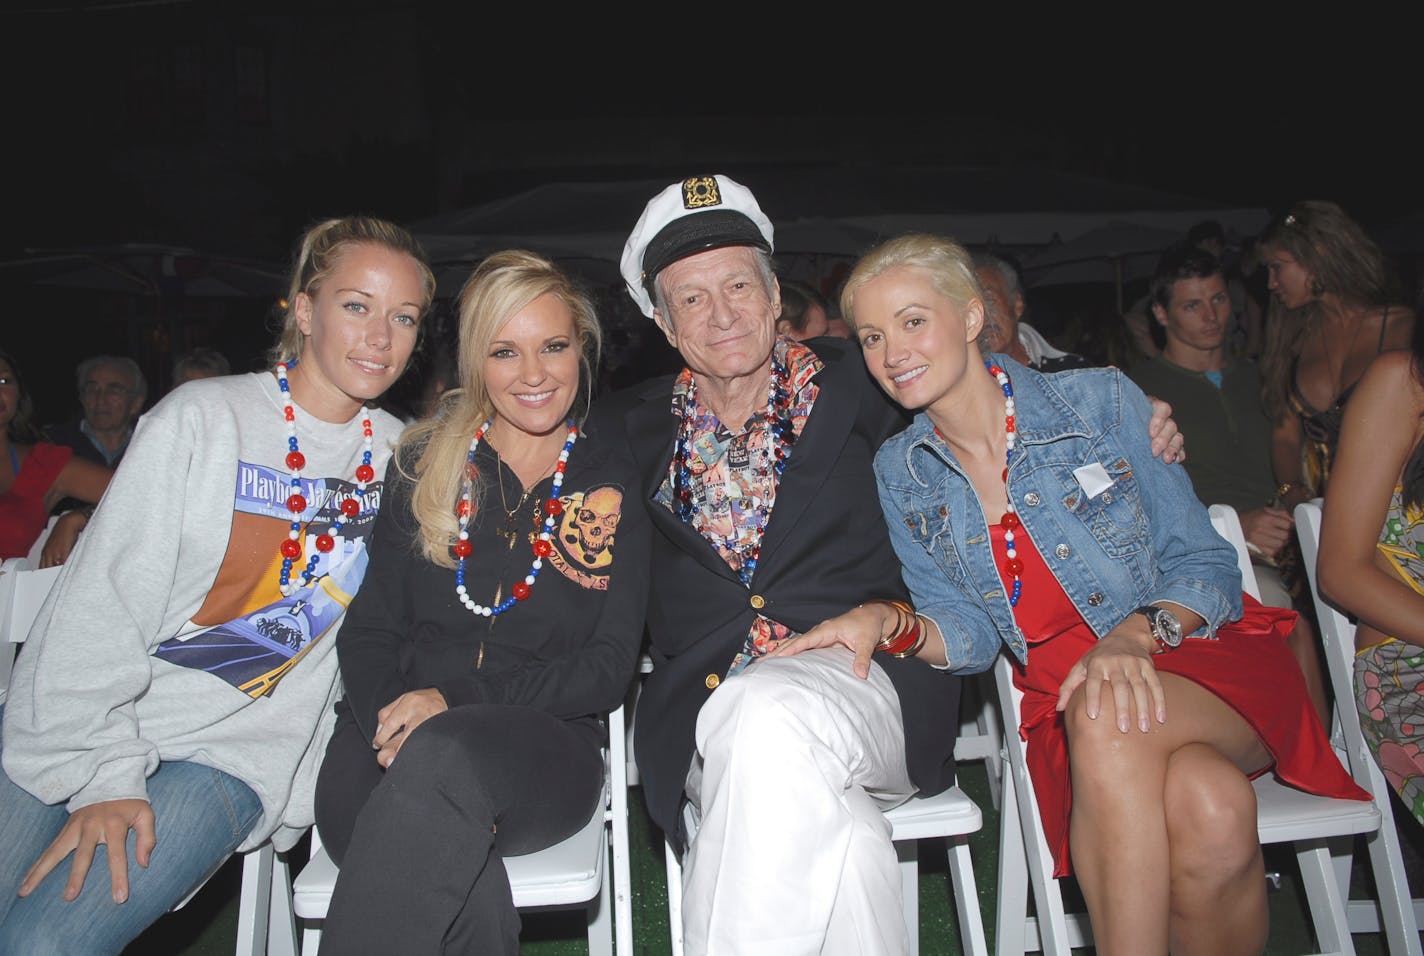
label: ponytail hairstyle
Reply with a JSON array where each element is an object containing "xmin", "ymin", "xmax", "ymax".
[{"xmin": 269, "ymin": 216, "xmax": 437, "ymax": 367}]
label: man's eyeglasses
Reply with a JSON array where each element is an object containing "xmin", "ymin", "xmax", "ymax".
[{"xmin": 81, "ymin": 383, "xmax": 135, "ymax": 400}]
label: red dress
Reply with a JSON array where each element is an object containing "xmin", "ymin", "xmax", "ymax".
[
  {"xmin": 995, "ymin": 522, "xmax": 1369, "ymax": 877},
  {"xmin": 0, "ymin": 442, "xmax": 72, "ymax": 559}
]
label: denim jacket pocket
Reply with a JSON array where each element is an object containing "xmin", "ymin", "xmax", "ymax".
[
  {"xmin": 1058, "ymin": 456, "xmax": 1147, "ymax": 560},
  {"xmin": 899, "ymin": 501, "xmax": 967, "ymax": 585}
]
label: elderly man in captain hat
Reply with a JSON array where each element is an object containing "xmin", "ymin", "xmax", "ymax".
[
  {"xmin": 592, "ymin": 173, "xmax": 957, "ymax": 955},
  {"xmin": 593, "ymin": 174, "xmax": 1182, "ymax": 954}
]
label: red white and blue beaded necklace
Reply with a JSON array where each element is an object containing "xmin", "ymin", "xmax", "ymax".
[
  {"xmin": 275, "ymin": 361, "xmax": 375, "ymax": 597},
  {"xmin": 671, "ymin": 353, "xmax": 797, "ymax": 586},
  {"xmin": 453, "ymin": 420, "xmax": 578, "ymax": 617},
  {"xmin": 988, "ymin": 362, "xmax": 1022, "ymax": 607}
]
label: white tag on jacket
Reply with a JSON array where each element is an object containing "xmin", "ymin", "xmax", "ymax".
[{"xmin": 1073, "ymin": 463, "xmax": 1114, "ymax": 499}]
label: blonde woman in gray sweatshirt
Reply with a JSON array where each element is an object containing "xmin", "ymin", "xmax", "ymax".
[{"xmin": 0, "ymin": 215, "xmax": 434, "ymax": 955}]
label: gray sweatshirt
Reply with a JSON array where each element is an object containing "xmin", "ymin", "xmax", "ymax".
[{"xmin": 3, "ymin": 371, "xmax": 403, "ymax": 852}]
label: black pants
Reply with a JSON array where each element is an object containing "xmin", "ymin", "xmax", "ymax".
[{"xmin": 313, "ymin": 705, "xmax": 604, "ymax": 955}]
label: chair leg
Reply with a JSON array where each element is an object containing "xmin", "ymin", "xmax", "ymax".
[
  {"xmin": 1362, "ymin": 813, "xmax": 1424, "ymax": 955},
  {"xmin": 945, "ymin": 835, "xmax": 987, "ymax": 956},
  {"xmin": 235, "ymin": 846, "xmax": 272, "ymax": 956},
  {"xmin": 995, "ymin": 765, "xmax": 1030, "ymax": 955},
  {"xmin": 665, "ymin": 838, "xmax": 685, "ymax": 956},
  {"xmin": 265, "ymin": 850, "xmax": 298, "ymax": 956},
  {"xmin": 1294, "ymin": 837, "xmax": 1352, "ymax": 955},
  {"xmin": 896, "ymin": 840, "xmax": 920, "ymax": 956},
  {"xmin": 586, "ymin": 835, "xmax": 613, "ymax": 956}
]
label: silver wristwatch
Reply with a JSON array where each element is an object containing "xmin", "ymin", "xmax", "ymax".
[{"xmin": 1132, "ymin": 605, "xmax": 1183, "ymax": 652}]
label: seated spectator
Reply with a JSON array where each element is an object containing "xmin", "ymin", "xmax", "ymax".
[
  {"xmin": 311, "ymin": 250, "xmax": 648, "ymax": 954},
  {"xmin": 973, "ymin": 252, "xmax": 1091, "ymax": 371},
  {"xmin": 0, "ymin": 215, "xmax": 433, "ymax": 954},
  {"xmin": 1187, "ymin": 219, "xmax": 1263, "ymax": 360},
  {"xmin": 47, "ymin": 355, "xmax": 147, "ymax": 470},
  {"xmin": 774, "ymin": 277, "xmax": 832, "ymax": 340},
  {"xmin": 808, "ymin": 231, "xmax": 1366, "ymax": 955},
  {"xmin": 171, "ymin": 346, "xmax": 232, "ymax": 387},
  {"xmin": 1129, "ymin": 243, "xmax": 1329, "ymax": 722},
  {"xmin": 0, "ymin": 348, "xmax": 111, "ymax": 566},
  {"xmin": 1319, "ymin": 324, "xmax": 1424, "ymax": 827}
]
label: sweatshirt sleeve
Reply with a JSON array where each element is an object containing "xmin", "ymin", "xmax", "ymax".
[
  {"xmin": 2, "ymin": 400, "xmax": 195, "ymax": 811},
  {"xmin": 335, "ymin": 467, "xmax": 421, "ymax": 742}
]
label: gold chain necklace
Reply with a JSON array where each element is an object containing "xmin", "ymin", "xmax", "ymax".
[{"xmin": 496, "ymin": 468, "xmax": 538, "ymax": 551}]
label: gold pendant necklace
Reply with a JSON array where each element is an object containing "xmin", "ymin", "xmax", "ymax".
[{"xmin": 496, "ymin": 475, "xmax": 534, "ymax": 550}]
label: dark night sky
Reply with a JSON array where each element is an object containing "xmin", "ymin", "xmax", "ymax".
[
  {"xmin": 5, "ymin": 8, "xmax": 1419, "ymax": 260},
  {"xmin": 4, "ymin": 7, "xmax": 1419, "ymax": 421}
]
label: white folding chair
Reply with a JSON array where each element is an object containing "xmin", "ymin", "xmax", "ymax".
[
  {"xmin": 661, "ymin": 770, "xmax": 988, "ymax": 956},
  {"xmin": 292, "ymin": 703, "xmax": 632, "ymax": 956},
  {"xmin": 24, "ymin": 514, "xmax": 61, "ymax": 566},
  {"xmin": 954, "ymin": 670, "xmax": 1004, "ymax": 810},
  {"xmin": 0, "ymin": 556, "xmax": 295, "ymax": 955},
  {"xmin": 0, "ymin": 557, "xmax": 62, "ymax": 705},
  {"xmin": 991, "ymin": 504, "xmax": 1387, "ymax": 955},
  {"xmin": 1296, "ymin": 498, "xmax": 1424, "ymax": 954}
]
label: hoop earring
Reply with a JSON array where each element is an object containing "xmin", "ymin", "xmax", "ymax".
[{"xmin": 1309, "ymin": 276, "xmax": 1325, "ymax": 298}]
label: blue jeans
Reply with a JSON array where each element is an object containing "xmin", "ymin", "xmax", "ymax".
[{"xmin": 0, "ymin": 706, "xmax": 263, "ymax": 956}]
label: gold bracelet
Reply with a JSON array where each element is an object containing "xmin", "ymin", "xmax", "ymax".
[
  {"xmin": 888, "ymin": 615, "xmax": 928, "ymax": 658},
  {"xmin": 871, "ymin": 600, "xmax": 915, "ymax": 649}
]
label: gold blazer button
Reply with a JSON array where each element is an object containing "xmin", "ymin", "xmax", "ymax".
[
  {"xmin": 705, "ymin": 673, "xmax": 721, "ymax": 689},
  {"xmin": 749, "ymin": 594, "xmax": 766, "ymax": 609}
]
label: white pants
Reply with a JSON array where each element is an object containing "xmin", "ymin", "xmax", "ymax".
[{"xmin": 682, "ymin": 646, "xmax": 916, "ymax": 956}]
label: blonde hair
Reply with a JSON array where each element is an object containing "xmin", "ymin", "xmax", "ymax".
[
  {"xmin": 840, "ymin": 233, "xmax": 982, "ymax": 329},
  {"xmin": 400, "ymin": 251, "xmax": 602, "ymax": 566},
  {"xmin": 269, "ymin": 216, "xmax": 437, "ymax": 366}
]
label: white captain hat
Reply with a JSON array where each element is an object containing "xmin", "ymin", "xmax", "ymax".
[{"xmin": 620, "ymin": 174, "xmax": 774, "ymax": 319}]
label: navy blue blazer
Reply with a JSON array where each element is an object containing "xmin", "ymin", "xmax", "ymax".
[{"xmin": 590, "ymin": 337, "xmax": 963, "ymax": 845}]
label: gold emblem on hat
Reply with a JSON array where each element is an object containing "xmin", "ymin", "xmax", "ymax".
[{"xmin": 682, "ymin": 176, "xmax": 722, "ymax": 210}]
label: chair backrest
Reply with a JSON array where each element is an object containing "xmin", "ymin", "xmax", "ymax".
[
  {"xmin": 1293, "ymin": 498, "xmax": 1423, "ymax": 953},
  {"xmin": 1294, "ymin": 499, "xmax": 1368, "ymax": 756},
  {"xmin": 1207, "ymin": 503, "xmax": 1261, "ymax": 601},
  {"xmin": 0, "ymin": 558, "xmax": 63, "ymax": 705},
  {"xmin": 25, "ymin": 514, "xmax": 61, "ymax": 566}
]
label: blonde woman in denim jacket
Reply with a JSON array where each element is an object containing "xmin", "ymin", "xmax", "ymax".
[{"xmin": 773, "ymin": 234, "xmax": 1366, "ymax": 956}]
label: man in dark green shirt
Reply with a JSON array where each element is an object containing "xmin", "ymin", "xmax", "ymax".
[
  {"xmin": 1129, "ymin": 243, "xmax": 1292, "ymax": 570},
  {"xmin": 1130, "ymin": 243, "xmax": 1329, "ymax": 721}
]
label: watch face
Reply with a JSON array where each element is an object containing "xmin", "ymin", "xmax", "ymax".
[{"xmin": 1155, "ymin": 608, "xmax": 1183, "ymax": 646}]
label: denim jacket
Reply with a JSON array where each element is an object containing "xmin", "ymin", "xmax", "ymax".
[{"xmin": 874, "ymin": 356, "xmax": 1243, "ymax": 675}]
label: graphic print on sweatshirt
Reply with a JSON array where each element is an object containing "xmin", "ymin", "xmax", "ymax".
[{"xmin": 154, "ymin": 457, "xmax": 384, "ymax": 698}]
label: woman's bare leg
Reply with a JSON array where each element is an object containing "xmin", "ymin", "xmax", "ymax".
[
  {"xmin": 1063, "ymin": 673, "xmax": 1270, "ymax": 956},
  {"xmin": 1163, "ymin": 742, "xmax": 1267, "ymax": 955}
]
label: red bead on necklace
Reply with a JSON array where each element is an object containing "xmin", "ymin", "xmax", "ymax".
[
  {"xmin": 275, "ymin": 361, "xmax": 374, "ymax": 596},
  {"xmin": 454, "ymin": 420, "xmax": 578, "ymax": 617}
]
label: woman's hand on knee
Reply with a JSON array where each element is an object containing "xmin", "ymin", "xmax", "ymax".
[
  {"xmin": 374, "ymin": 688, "xmax": 448, "ymax": 768},
  {"xmin": 767, "ymin": 603, "xmax": 896, "ymax": 679},
  {"xmin": 20, "ymin": 798, "xmax": 155, "ymax": 904},
  {"xmin": 1056, "ymin": 629, "xmax": 1165, "ymax": 733}
]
